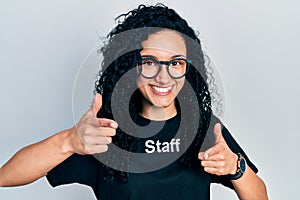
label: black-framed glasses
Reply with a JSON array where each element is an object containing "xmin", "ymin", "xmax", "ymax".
[{"xmin": 137, "ymin": 57, "xmax": 191, "ymax": 79}]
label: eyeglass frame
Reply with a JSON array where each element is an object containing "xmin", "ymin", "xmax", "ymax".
[{"xmin": 137, "ymin": 57, "xmax": 191, "ymax": 79}]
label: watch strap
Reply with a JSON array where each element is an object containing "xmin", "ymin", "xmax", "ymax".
[{"xmin": 226, "ymin": 153, "xmax": 247, "ymax": 180}]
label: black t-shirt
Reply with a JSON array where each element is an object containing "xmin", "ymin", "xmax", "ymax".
[{"xmin": 47, "ymin": 115, "xmax": 258, "ymax": 200}]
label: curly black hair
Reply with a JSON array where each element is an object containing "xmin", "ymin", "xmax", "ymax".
[{"xmin": 94, "ymin": 4, "xmax": 213, "ymax": 182}]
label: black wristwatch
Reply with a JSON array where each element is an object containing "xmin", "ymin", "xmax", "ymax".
[{"xmin": 227, "ymin": 153, "xmax": 247, "ymax": 180}]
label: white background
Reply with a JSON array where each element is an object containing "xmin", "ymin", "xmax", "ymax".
[{"xmin": 1, "ymin": 0, "xmax": 299, "ymax": 199}]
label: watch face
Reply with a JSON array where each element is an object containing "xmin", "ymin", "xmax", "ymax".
[{"xmin": 240, "ymin": 157, "xmax": 247, "ymax": 173}]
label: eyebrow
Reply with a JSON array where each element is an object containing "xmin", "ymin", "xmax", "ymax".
[{"xmin": 141, "ymin": 54, "xmax": 186, "ymax": 59}]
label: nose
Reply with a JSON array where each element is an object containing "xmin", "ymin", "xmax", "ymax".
[{"xmin": 155, "ymin": 64, "xmax": 171, "ymax": 85}]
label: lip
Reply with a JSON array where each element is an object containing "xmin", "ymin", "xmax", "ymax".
[{"xmin": 150, "ymin": 85, "xmax": 173, "ymax": 96}]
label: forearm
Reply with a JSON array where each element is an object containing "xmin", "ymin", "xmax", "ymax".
[
  {"xmin": 232, "ymin": 167, "xmax": 268, "ymax": 200},
  {"xmin": 0, "ymin": 128, "xmax": 75, "ymax": 187}
]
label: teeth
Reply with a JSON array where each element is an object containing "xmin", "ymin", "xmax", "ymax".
[{"xmin": 152, "ymin": 86, "xmax": 172, "ymax": 93}]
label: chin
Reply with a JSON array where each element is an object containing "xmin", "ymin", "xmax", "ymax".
[{"xmin": 151, "ymin": 99, "xmax": 174, "ymax": 108}]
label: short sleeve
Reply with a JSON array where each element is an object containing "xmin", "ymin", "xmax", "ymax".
[
  {"xmin": 211, "ymin": 121, "xmax": 258, "ymax": 189},
  {"xmin": 46, "ymin": 154, "xmax": 100, "ymax": 187}
]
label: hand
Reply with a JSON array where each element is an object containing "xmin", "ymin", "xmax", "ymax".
[
  {"xmin": 69, "ymin": 93, "xmax": 118, "ymax": 155},
  {"xmin": 198, "ymin": 123, "xmax": 238, "ymax": 176}
]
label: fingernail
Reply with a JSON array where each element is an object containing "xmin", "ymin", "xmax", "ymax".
[
  {"xmin": 204, "ymin": 154, "xmax": 208, "ymax": 160},
  {"xmin": 110, "ymin": 123, "xmax": 118, "ymax": 129}
]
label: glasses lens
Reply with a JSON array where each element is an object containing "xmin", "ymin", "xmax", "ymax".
[
  {"xmin": 168, "ymin": 59, "xmax": 188, "ymax": 78},
  {"xmin": 139, "ymin": 58, "xmax": 189, "ymax": 79},
  {"xmin": 140, "ymin": 58, "xmax": 159, "ymax": 78}
]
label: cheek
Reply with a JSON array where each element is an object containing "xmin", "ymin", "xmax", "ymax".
[
  {"xmin": 137, "ymin": 84, "xmax": 150, "ymax": 104},
  {"xmin": 136, "ymin": 77, "xmax": 148, "ymax": 96},
  {"xmin": 176, "ymin": 79, "xmax": 185, "ymax": 91},
  {"xmin": 136, "ymin": 75, "xmax": 150, "ymax": 88}
]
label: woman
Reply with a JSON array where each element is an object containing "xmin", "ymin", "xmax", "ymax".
[{"xmin": 0, "ymin": 4, "xmax": 268, "ymax": 199}]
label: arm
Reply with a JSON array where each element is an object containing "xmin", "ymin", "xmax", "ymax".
[
  {"xmin": 0, "ymin": 129, "xmax": 74, "ymax": 187},
  {"xmin": 231, "ymin": 166, "xmax": 268, "ymax": 200},
  {"xmin": 198, "ymin": 123, "xmax": 268, "ymax": 200},
  {"xmin": 0, "ymin": 94, "xmax": 117, "ymax": 187}
]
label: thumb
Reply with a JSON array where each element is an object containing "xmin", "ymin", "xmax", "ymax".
[
  {"xmin": 92, "ymin": 93, "xmax": 103, "ymax": 116},
  {"xmin": 214, "ymin": 123, "xmax": 223, "ymax": 144}
]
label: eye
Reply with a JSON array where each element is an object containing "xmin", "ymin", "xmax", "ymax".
[
  {"xmin": 143, "ymin": 61, "xmax": 154, "ymax": 65},
  {"xmin": 142, "ymin": 59, "xmax": 156, "ymax": 66},
  {"xmin": 171, "ymin": 61, "xmax": 180, "ymax": 66},
  {"xmin": 170, "ymin": 60, "xmax": 184, "ymax": 67}
]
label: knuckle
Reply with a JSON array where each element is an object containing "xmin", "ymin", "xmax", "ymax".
[{"xmin": 98, "ymin": 120, "xmax": 103, "ymax": 127}]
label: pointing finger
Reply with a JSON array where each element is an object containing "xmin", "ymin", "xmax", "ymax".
[
  {"xmin": 97, "ymin": 118, "xmax": 118, "ymax": 129},
  {"xmin": 204, "ymin": 143, "xmax": 225, "ymax": 159},
  {"xmin": 198, "ymin": 147, "xmax": 213, "ymax": 160},
  {"xmin": 198, "ymin": 152, "xmax": 205, "ymax": 160}
]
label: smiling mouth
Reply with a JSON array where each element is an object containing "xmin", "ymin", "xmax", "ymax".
[{"xmin": 150, "ymin": 85, "xmax": 173, "ymax": 95}]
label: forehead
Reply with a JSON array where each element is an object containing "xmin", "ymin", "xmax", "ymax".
[{"xmin": 141, "ymin": 30, "xmax": 187, "ymax": 56}]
